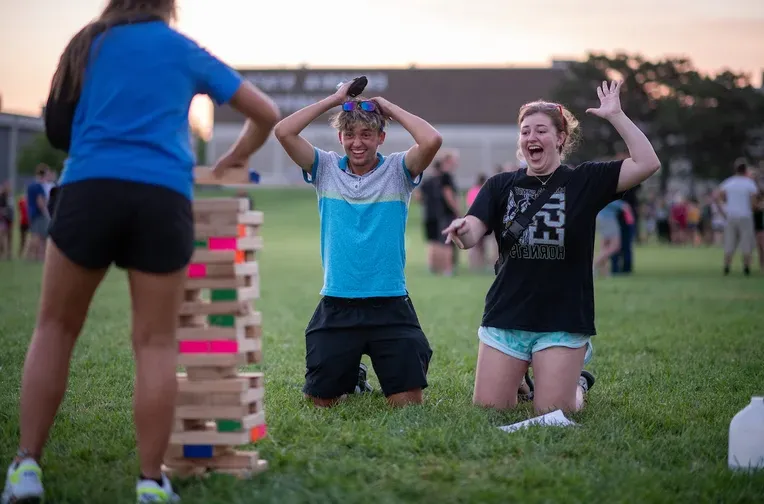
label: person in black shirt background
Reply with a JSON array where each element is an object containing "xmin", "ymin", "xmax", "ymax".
[
  {"xmin": 419, "ymin": 151, "xmax": 461, "ymax": 275},
  {"xmin": 443, "ymin": 80, "xmax": 661, "ymax": 414}
]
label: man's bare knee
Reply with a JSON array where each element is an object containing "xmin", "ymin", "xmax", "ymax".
[{"xmin": 386, "ymin": 389, "xmax": 423, "ymax": 407}]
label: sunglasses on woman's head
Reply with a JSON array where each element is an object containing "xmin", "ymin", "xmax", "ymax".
[{"xmin": 342, "ymin": 101, "xmax": 377, "ymax": 112}]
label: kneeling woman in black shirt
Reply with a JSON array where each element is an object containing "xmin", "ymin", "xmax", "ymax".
[{"xmin": 443, "ymin": 80, "xmax": 660, "ymax": 413}]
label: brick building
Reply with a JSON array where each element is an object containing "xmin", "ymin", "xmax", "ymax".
[{"xmin": 209, "ymin": 64, "xmax": 569, "ymax": 189}]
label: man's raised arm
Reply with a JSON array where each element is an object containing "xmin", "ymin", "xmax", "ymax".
[
  {"xmin": 274, "ymin": 82, "xmax": 351, "ymax": 172},
  {"xmin": 371, "ymin": 97, "xmax": 443, "ymax": 179}
]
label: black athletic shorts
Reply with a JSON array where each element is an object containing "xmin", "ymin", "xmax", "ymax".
[
  {"xmin": 424, "ymin": 218, "xmax": 449, "ymax": 244},
  {"xmin": 303, "ymin": 295, "xmax": 433, "ymax": 399},
  {"xmin": 48, "ymin": 178, "xmax": 194, "ymax": 274},
  {"xmin": 754, "ymin": 210, "xmax": 763, "ymax": 232}
]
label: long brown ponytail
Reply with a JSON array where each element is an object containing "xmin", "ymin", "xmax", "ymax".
[{"xmin": 49, "ymin": 0, "xmax": 177, "ymax": 102}]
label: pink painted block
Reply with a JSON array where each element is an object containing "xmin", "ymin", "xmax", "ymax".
[
  {"xmin": 178, "ymin": 340, "xmax": 239, "ymax": 354},
  {"xmin": 179, "ymin": 341, "xmax": 209, "ymax": 353},
  {"xmin": 208, "ymin": 237, "xmax": 238, "ymax": 250},
  {"xmin": 187, "ymin": 263, "xmax": 206, "ymax": 278},
  {"xmin": 209, "ymin": 340, "xmax": 238, "ymax": 353}
]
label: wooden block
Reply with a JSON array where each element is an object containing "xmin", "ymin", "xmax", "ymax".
[
  {"xmin": 206, "ymin": 236, "xmax": 263, "ymax": 252},
  {"xmin": 192, "ymin": 197, "xmax": 250, "ymax": 214},
  {"xmin": 165, "ymin": 444, "xmax": 233, "ymax": 459},
  {"xmin": 177, "ymin": 387, "xmax": 264, "ymax": 408},
  {"xmin": 165, "ymin": 451, "xmax": 260, "ymax": 470},
  {"xmin": 176, "ymin": 312, "xmax": 263, "ymax": 341},
  {"xmin": 178, "ymin": 338, "xmax": 260, "ymax": 355},
  {"xmin": 179, "ymin": 299, "xmax": 253, "ymax": 317},
  {"xmin": 250, "ymin": 423, "xmax": 268, "ymax": 442},
  {"xmin": 170, "ymin": 429, "xmax": 251, "ymax": 446},
  {"xmin": 193, "ymin": 210, "xmax": 263, "ymax": 227},
  {"xmin": 186, "ymin": 366, "xmax": 239, "ymax": 380},
  {"xmin": 183, "ymin": 445, "xmax": 214, "ymax": 458},
  {"xmin": 178, "ymin": 314, "xmax": 209, "ymax": 328},
  {"xmin": 176, "ymin": 372, "xmax": 264, "ymax": 394},
  {"xmin": 185, "ymin": 261, "xmax": 259, "ymax": 280},
  {"xmin": 161, "ymin": 459, "xmax": 267, "ymax": 479},
  {"xmin": 190, "ymin": 249, "xmax": 237, "ymax": 264},
  {"xmin": 177, "ymin": 350, "xmax": 259, "ymax": 368},
  {"xmin": 194, "ymin": 167, "xmax": 251, "ymax": 186},
  {"xmin": 237, "ymin": 212, "xmax": 263, "ymax": 226}
]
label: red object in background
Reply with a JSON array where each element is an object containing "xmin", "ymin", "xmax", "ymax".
[
  {"xmin": 18, "ymin": 197, "xmax": 29, "ymax": 225},
  {"xmin": 671, "ymin": 203, "xmax": 688, "ymax": 228}
]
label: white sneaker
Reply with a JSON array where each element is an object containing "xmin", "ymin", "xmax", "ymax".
[
  {"xmin": 136, "ymin": 473, "xmax": 180, "ymax": 503},
  {"xmin": 1, "ymin": 458, "xmax": 44, "ymax": 504}
]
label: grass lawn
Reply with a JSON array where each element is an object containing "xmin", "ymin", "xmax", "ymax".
[{"xmin": 1, "ymin": 187, "xmax": 763, "ymax": 503}]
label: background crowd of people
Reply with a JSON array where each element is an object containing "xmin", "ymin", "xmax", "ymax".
[
  {"xmin": 416, "ymin": 152, "xmax": 764, "ymax": 277},
  {"xmin": 0, "ymin": 163, "xmax": 58, "ymax": 261}
]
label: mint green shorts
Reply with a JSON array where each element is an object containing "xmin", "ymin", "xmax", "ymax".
[{"xmin": 478, "ymin": 326, "xmax": 593, "ymax": 364}]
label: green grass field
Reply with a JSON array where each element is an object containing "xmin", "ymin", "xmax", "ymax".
[{"xmin": 1, "ymin": 187, "xmax": 763, "ymax": 503}]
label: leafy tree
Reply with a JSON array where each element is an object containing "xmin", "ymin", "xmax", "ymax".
[
  {"xmin": 551, "ymin": 53, "xmax": 764, "ymax": 188},
  {"xmin": 17, "ymin": 133, "xmax": 67, "ymax": 176}
]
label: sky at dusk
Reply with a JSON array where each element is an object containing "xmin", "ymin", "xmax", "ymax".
[{"xmin": 1, "ymin": 0, "xmax": 762, "ymax": 132}]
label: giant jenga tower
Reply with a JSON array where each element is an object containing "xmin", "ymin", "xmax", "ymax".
[{"xmin": 162, "ymin": 197, "xmax": 267, "ymax": 479}]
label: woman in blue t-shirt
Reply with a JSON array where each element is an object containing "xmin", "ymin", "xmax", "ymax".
[
  {"xmin": 441, "ymin": 80, "xmax": 660, "ymax": 416},
  {"xmin": 2, "ymin": 1, "xmax": 280, "ymax": 503}
]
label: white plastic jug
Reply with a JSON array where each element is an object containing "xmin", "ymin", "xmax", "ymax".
[{"xmin": 728, "ymin": 396, "xmax": 764, "ymax": 471}]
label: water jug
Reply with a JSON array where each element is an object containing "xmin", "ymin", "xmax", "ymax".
[{"xmin": 728, "ymin": 396, "xmax": 764, "ymax": 470}]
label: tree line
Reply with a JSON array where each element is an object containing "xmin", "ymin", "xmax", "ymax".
[{"xmin": 550, "ymin": 52, "xmax": 764, "ymax": 186}]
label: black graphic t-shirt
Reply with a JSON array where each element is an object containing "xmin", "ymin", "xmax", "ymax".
[{"xmin": 466, "ymin": 160, "xmax": 624, "ymax": 335}]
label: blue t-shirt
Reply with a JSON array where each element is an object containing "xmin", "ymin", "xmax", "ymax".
[
  {"xmin": 303, "ymin": 148, "xmax": 421, "ymax": 298},
  {"xmin": 59, "ymin": 21, "xmax": 243, "ymax": 199},
  {"xmin": 26, "ymin": 183, "xmax": 46, "ymax": 220}
]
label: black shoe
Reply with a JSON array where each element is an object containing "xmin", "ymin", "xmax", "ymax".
[
  {"xmin": 724, "ymin": 266, "xmax": 730, "ymax": 275},
  {"xmin": 744, "ymin": 266, "xmax": 751, "ymax": 276},
  {"xmin": 354, "ymin": 363, "xmax": 373, "ymax": 394},
  {"xmin": 579, "ymin": 370, "xmax": 596, "ymax": 394},
  {"xmin": 519, "ymin": 370, "xmax": 534, "ymax": 402}
]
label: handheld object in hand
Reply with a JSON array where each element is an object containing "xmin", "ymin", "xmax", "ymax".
[
  {"xmin": 336, "ymin": 76, "xmax": 368, "ymax": 97},
  {"xmin": 347, "ymin": 76, "xmax": 368, "ymax": 97}
]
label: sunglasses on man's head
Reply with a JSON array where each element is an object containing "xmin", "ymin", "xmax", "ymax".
[{"xmin": 342, "ymin": 100, "xmax": 377, "ymax": 112}]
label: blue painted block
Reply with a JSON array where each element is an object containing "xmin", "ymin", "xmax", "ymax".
[
  {"xmin": 249, "ymin": 170, "xmax": 261, "ymax": 184},
  {"xmin": 183, "ymin": 444, "xmax": 213, "ymax": 458}
]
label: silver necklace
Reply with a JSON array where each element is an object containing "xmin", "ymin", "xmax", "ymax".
[{"xmin": 530, "ymin": 172, "xmax": 554, "ymax": 186}]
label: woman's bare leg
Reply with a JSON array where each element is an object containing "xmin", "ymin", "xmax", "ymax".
[
  {"xmin": 127, "ymin": 267, "xmax": 187, "ymax": 479},
  {"xmin": 530, "ymin": 345, "xmax": 587, "ymax": 414},
  {"xmin": 472, "ymin": 342, "xmax": 529, "ymax": 410},
  {"xmin": 17, "ymin": 240, "xmax": 108, "ymax": 461}
]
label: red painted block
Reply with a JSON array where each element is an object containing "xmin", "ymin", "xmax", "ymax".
[
  {"xmin": 250, "ymin": 424, "xmax": 267, "ymax": 442},
  {"xmin": 178, "ymin": 340, "xmax": 239, "ymax": 354},
  {"xmin": 187, "ymin": 263, "xmax": 206, "ymax": 278},
  {"xmin": 208, "ymin": 237, "xmax": 237, "ymax": 250},
  {"xmin": 209, "ymin": 340, "xmax": 238, "ymax": 353},
  {"xmin": 179, "ymin": 341, "xmax": 208, "ymax": 353}
]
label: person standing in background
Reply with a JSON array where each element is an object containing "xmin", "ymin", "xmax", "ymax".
[
  {"xmin": 420, "ymin": 151, "xmax": 461, "ymax": 275},
  {"xmin": 0, "ymin": 181, "xmax": 12, "ymax": 260},
  {"xmin": 465, "ymin": 174, "xmax": 492, "ymax": 271},
  {"xmin": 22, "ymin": 166, "xmax": 51, "ymax": 262},
  {"xmin": 713, "ymin": 158, "xmax": 759, "ymax": 276}
]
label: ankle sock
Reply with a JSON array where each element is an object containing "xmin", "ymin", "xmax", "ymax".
[{"xmin": 140, "ymin": 474, "xmax": 163, "ymax": 487}]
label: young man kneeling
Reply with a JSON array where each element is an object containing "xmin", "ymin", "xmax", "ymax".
[{"xmin": 274, "ymin": 80, "xmax": 443, "ymax": 407}]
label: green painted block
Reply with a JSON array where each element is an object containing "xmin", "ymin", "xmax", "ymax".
[
  {"xmin": 211, "ymin": 289, "xmax": 238, "ymax": 302},
  {"xmin": 216, "ymin": 420, "xmax": 242, "ymax": 432},
  {"xmin": 194, "ymin": 239, "xmax": 207, "ymax": 248},
  {"xmin": 208, "ymin": 314, "xmax": 235, "ymax": 327}
]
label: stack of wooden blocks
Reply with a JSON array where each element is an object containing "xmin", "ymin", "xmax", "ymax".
[{"xmin": 162, "ymin": 197, "xmax": 268, "ymax": 479}]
